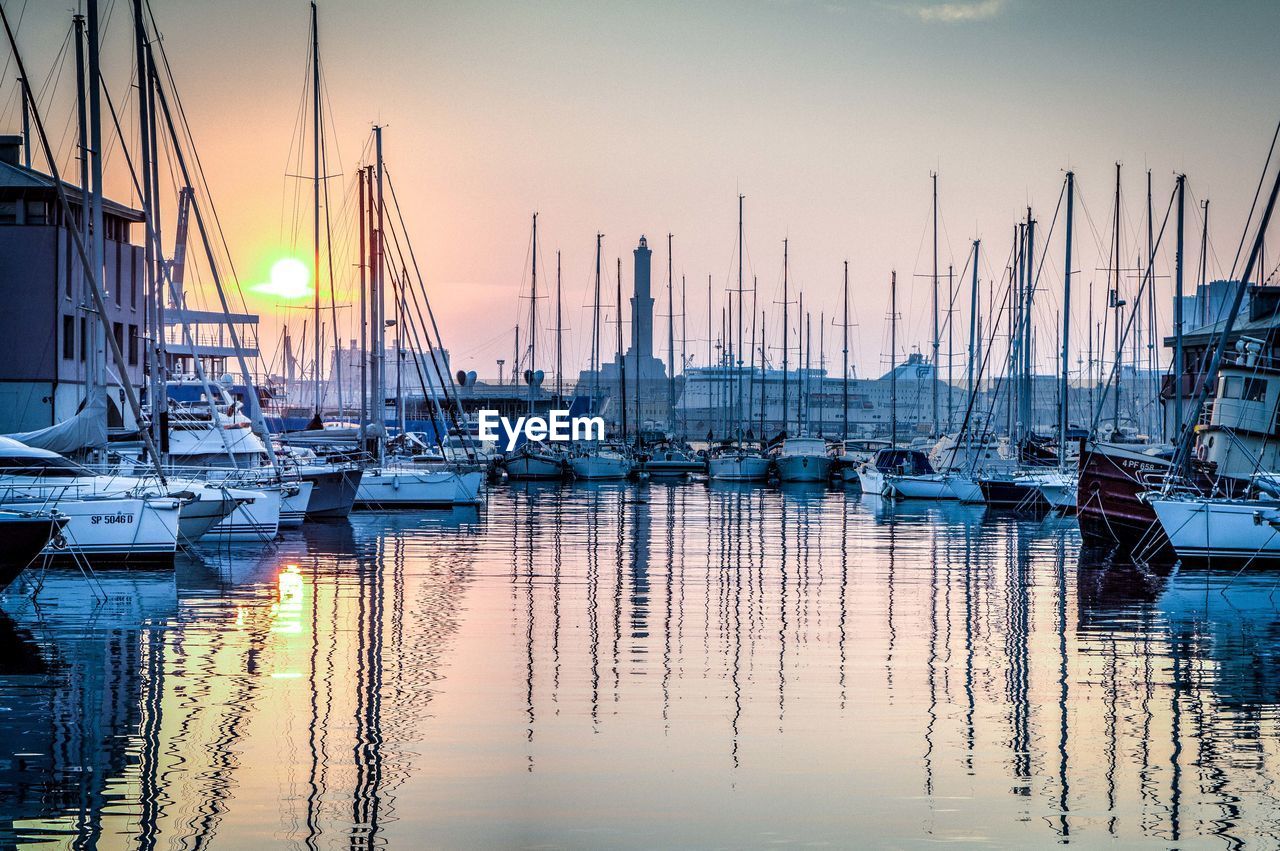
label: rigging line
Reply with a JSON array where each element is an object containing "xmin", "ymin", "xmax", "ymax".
[
  {"xmin": 1228, "ymin": 117, "xmax": 1280, "ymax": 282},
  {"xmin": 145, "ymin": 0, "xmax": 254, "ymax": 331},
  {"xmin": 1089, "ymin": 182, "xmax": 1178, "ymax": 436}
]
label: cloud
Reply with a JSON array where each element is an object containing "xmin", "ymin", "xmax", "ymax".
[{"xmin": 904, "ymin": 0, "xmax": 1007, "ymax": 24}]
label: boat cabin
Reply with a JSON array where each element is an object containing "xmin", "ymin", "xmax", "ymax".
[{"xmin": 870, "ymin": 448, "xmax": 934, "ymax": 476}]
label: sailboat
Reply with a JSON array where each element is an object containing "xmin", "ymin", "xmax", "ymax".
[
  {"xmin": 571, "ymin": 251, "xmax": 636, "ymax": 480},
  {"xmin": 709, "ymin": 201, "xmax": 770, "ymax": 482},
  {"xmin": 643, "ymin": 234, "xmax": 703, "ymax": 476},
  {"xmin": 501, "ymin": 214, "xmax": 565, "ymax": 480},
  {"xmin": 352, "ymin": 128, "xmax": 484, "ymax": 507}
]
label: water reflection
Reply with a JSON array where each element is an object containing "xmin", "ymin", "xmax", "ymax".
[{"xmin": 1, "ymin": 484, "xmax": 1280, "ymax": 845}]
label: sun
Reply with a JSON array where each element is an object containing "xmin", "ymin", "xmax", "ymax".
[{"xmin": 251, "ymin": 258, "xmax": 312, "ymax": 299}]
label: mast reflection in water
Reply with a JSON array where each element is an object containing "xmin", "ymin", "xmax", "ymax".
[{"xmin": 0, "ymin": 484, "xmax": 1278, "ymax": 846}]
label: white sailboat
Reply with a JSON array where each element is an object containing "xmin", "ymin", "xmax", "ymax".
[{"xmin": 1148, "ymin": 494, "xmax": 1280, "ymax": 561}]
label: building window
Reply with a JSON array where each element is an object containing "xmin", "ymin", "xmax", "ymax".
[
  {"xmin": 64, "ymin": 228, "xmax": 72, "ymax": 298},
  {"xmin": 128, "ymin": 324, "xmax": 139, "ymax": 366},
  {"xmin": 1243, "ymin": 377, "xmax": 1268, "ymax": 402},
  {"xmin": 1221, "ymin": 376, "xmax": 1243, "ymax": 399},
  {"xmin": 112, "ymin": 322, "xmax": 124, "ymax": 360},
  {"xmin": 79, "ymin": 317, "xmax": 86, "ymax": 362},
  {"xmin": 25, "ymin": 201, "xmax": 47, "ymax": 225},
  {"xmin": 62, "ymin": 315, "xmax": 74, "ymax": 360},
  {"xmin": 0, "ymin": 200, "xmax": 16, "ymax": 224},
  {"xmin": 114, "ymin": 243, "xmax": 122, "ymax": 305},
  {"xmin": 130, "ymin": 251, "xmax": 138, "ymax": 309}
]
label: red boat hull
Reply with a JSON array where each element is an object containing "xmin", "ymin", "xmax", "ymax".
[{"xmin": 1076, "ymin": 441, "xmax": 1170, "ymax": 554}]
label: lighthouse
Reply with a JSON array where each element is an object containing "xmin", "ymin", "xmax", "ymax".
[{"xmin": 631, "ymin": 236, "xmax": 654, "ymax": 361}]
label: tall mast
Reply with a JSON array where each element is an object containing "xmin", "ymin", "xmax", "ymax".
[
  {"xmin": 73, "ymin": 14, "xmax": 92, "ymax": 400},
  {"xmin": 947, "ymin": 263, "xmax": 954, "ymax": 431},
  {"xmin": 1174, "ymin": 173, "xmax": 1186, "ymax": 440},
  {"xmin": 759, "ymin": 309, "xmax": 767, "ymax": 441},
  {"xmin": 681, "ymin": 274, "xmax": 686, "ymax": 438},
  {"xmin": 87, "ymin": 0, "xmax": 106, "ymax": 402},
  {"xmin": 842, "ymin": 261, "xmax": 849, "ymax": 441},
  {"xmin": 1023, "ymin": 209, "xmax": 1035, "ymax": 442},
  {"xmin": 931, "ymin": 171, "xmax": 939, "ymax": 435},
  {"xmin": 749, "ymin": 275, "xmax": 757, "ymax": 439},
  {"xmin": 592, "ymin": 233, "xmax": 602, "ymax": 407},
  {"xmin": 797, "ymin": 291, "xmax": 804, "ymax": 433},
  {"xmin": 1147, "ymin": 169, "xmax": 1157, "ymax": 438},
  {"xmin": 528, "ymin": 212, "xmax": 537, "ymax": 413},
  {"xmin": 132, "ymin": 0, "xmax": 161, "ymax": 453},
  {"xmin": 1060, "ymin": 171, "xmax": 1074, "ymax": 465},
  {"xmin": 372, "ymin": 126, "xmax": 386, "ymax": 462},
  {"xmin": 966, "ymin": 240, "xmax": 980, "ymax": 457},
  {"xmin": 667, "ymin": 233, "xmax": 675, "ymax": 426},
  {"xmin": 555, "ymin": 250, "xmax": 563, "ymax": 404},
  {"xmin": 311, "ymin": 2, "xmax": 322, "ymax": 419},
  {"xmin": 782, "ymin": 239, "xmax": 790, "ymax": 435},
  {"xmin": 358, "ymin": 167, "xmax": 368, "ymax": 442},
  {"xmin": 1111, "ymin": 162, "xmax": 1123, "ymax": 435},
  {"xmin": 737, "ymin": 194, "xmax": 745, "ymax": 439},
  {"xmin": 890, "ymin": 271, "xmax": 898, "ymax": 445},
  {"xmin": 1198, "ymin": 199, "xmax": 1210, "ymax": 326},
  {"xmin": 617, "ymin": 257, "xmax": 626, "ymax": 443}
]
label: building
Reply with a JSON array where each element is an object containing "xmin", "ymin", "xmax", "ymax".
[{"xmin": 0, "ymin": 135, "xmax": 146, "ymax": 432}]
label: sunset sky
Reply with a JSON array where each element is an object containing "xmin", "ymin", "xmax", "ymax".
[{"xmin": 2, "ymin": 0, "xmax": 1277, "ymax": 382}]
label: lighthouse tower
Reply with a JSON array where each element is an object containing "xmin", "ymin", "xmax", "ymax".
[{"xmin": 631, "ymin": 236, "xmax": 655, "ymax": 360}]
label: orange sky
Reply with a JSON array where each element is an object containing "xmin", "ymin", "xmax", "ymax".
[{"xmin": 3, "ymin": 0, "xmax": 1277, "ymax": 383}]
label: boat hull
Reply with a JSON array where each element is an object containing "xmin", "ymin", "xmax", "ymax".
[
  {"xmin": 707, "ymin": 455, "xmax": 770, "ymax": 482},
  {"xmin": 175, "ymin": 488, "xmax": 240, "ymax": 546},
  {"xmin": 278, "ymin": 481, "xmax": 314, "ymax": 527},
  {"xmin": 1151, "ymin": 497, "xmax": 1280, "ymax": 562},
  {"xmin": 945, "ymin": 474, "xmax": 985, "ymax": 503},
  {"xmin": 0, "ymin": 496, "xmax": 182, "ymax": 565},
  {"xmin": 886, "ymin": 473, "xmax": 957, "ymax": 500},
  {"xmin": 856, "ymin": 466, "xmax": 888, "ymax": 496},
  {"xmin": 0, "ymin": 512, "xmax": 65, "ymax": 588},
  {"xmin": 569, "ymin": 454, "xmax": 634, "ymax": 480},
  {"xmin": 501, "ymin": 454, "xmax": 564, "ymax": 480},
  {"xmin": 979, "ymin": 476, "xmax": 1047, "ymax": 510},
  {"xmin": 355, "ymin": 469, "xmax": 484, "ymax": 508},
  {"xmin": 203, "ymin": 487, "xmax": 283, "ymax": 543},
  {"xmin": 776, "ymin": 454, "xmax": 833, "ymax": 483},
  {"xmin": 1076, "ymin": 441, "xmax": 1170, "ymax": 551},
  {"xmin": 299, "ymin": 466, "xmax": 362, "ymax": 519}
]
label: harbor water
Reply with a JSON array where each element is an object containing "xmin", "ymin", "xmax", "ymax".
[{"xmin": 1, "ymin": 481, "xmax": 1278, "ymax": 847}]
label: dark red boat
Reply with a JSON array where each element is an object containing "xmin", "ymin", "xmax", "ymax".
[{"xmin": 1076, "ymin": 440, "xmax": 1173, "ymax": 555}]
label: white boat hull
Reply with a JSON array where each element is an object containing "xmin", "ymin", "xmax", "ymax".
[
  {"xmin": 775, "ymin": 454, "xmax": 832, "ymax": 483},
  {"xmin": 569, "ymin": 454, "xmax": 634, "ymax": 480},
  {"xmin": 856, "ymin": 466, "xmax": 888, "ymax": 496},
  {"xmin": 501, "ymin": 454, "xmax": 564, "ymax": 480},
  {"xmin": 174, "ymin": 487, "xmax": 240, "ymax": 546},
  {"xmin": 1034, "ymin": 473, "xmax": 1077, "ymax": 511},
  {"xmin": 355, "ymin": 468, "xmax": 484, "ymax": 507},
  {"xmin": 0, "ymin": 495, "xmax": 182, "ymax": 563},
  {"xmin": 886, "ymin": 473, "xmax": 957, "ymax": 500},
  {"xmin": 708, "ymin": 455, "xmax": 770, "ymax": 481},
  {"xmin": 1151, "ymin": 497, "xmax": 1280, "ymax": 561},
  {"xmin": 945, "ymin": 474, "xmax": 985, "ymax": 503},
  {"xmin": 204, "ymin": 487, "xmax": 282, "ymax": 542},
  {"xmin": 279, "ymin": 481, "xmax": 314, "ymax": 527}
]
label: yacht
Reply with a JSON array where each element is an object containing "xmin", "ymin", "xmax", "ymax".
[
  {"xmin": 499, "ymin": 441, "xmax": 565, "ymax": 480},
  {"xmin": 0, "ymin": 509, "xmax": 67, "ymax": 589},
  {"xmin": 568, "ymin": 443, "xmax": 635, "ymax": 480},
  {"xmin": 707, "ymin": 444, "xmax": 770, "ymax": 482},
  {"xmin": 773, "ymin": 437, "xmax": 834, "ymax": 483},
  {"xmin": 641, "ymin": 442, "xmax": 705, "ymax": 476},
  {"xmin": 0, "ymin": 439, "xmax": 183, "ymax": 563},
  {"xmin": 856, "ymin": 448, "xmax": 933, "ymax": 497}
]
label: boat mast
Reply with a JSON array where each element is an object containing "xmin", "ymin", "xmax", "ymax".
[
  {"xmin": 667, "ymin": 233, "xmax": 675, "ymax": 428},
  {"xmin": 592, "ymin": 233, "xmax": 602, "ymax": 410},
  {"xmin": 133, "ymin": 0, "xmax": 161, "ymax": 455},
  {"xmin": 966, "ymin": 240, "xmax": 980, "ymax": 457},
  {"xmin": 947, "ymin": 263, "xmax": 954, "ymax": 431},
  {"xmin": 759, "ymin": 309, "xmax": 767, "ymax": 442},
  {"xmin": 1173, "ymin": 173, "xmax": 1186, "ymax": 441},
  {"xmin": 782, "ymin": 239, "xmax": 789, "ymax": 436},
  {"xmin": 890, "ymin": 270, "xmax": 898, "ymax": 446},
  {"xmin": 797, "ymin": 291, "xmax": 804, "ymax": 433},
  {"xmin": 931, "ymin": 171, "xmax": 939, "ymax": 436},
  {"xmin": 1059, "ymin": 171, "xmax": 1074, "ymax": 466},
  {"xmin": 372, "ymin": 126, "xmax": 386, "ymax": 464},
  {"xmin": 311, "ymin": 1, "xmax": 322, "ymax": 420},
  {"xmin": 358, "ymin": 167, "xmax": 368, "ymax": 443},
  {"xmin": 1111, "ymin": 162, "xmax": 1123, "ymax": 436},
  {"xmin": 1022, "ymin": 209, "xmax": 1035, "ymax": 444},
  {"xmin": 617, "ymin": 257, "xmax": 626, "ymax": 444},
  {"xmin": 555, "ymin": 250, "xmax": 563, "ymax": 405},
  {"xmin": 842, "ymin": 261, "xmax": 849, "ymax": 441},
  {"xmin": 1198, "ymin": 199, "xmax": 1210, "ymax": 327},
  {"xmin": 749, "ymin": 275, "xmax": 757, "ymax": 439},
  {"xmin": 529, "ymin": 212, "xmax": 537, "ymax": 413},
  {"xmin": 737, "ymin": 195, "xmax": 745, "ymax": 440}
]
